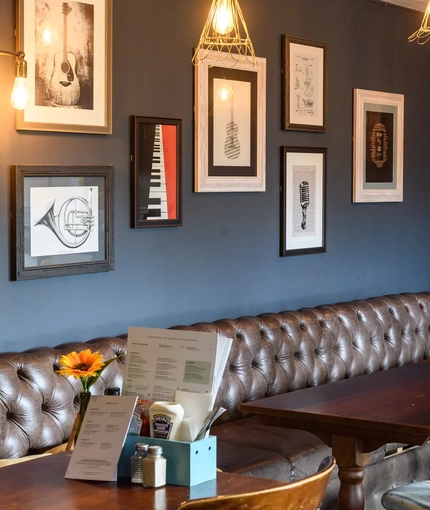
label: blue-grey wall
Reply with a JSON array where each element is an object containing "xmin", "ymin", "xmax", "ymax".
[{"xmin": 1, "ymin": 0, "xmax": 429, "ymax": 353}]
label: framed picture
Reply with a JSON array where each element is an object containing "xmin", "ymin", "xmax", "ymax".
[
  {"xmin": 130, "ymin": 116, "xmax": 182, "ymax": 228},
  {"xmin": 282, "ymin": 35, "xmax": 327, "ymax": 132},
  {"xmin": 194, "ymin": 49, "xmax": 266, "ymax": 192},
  {"xmin": 280, "ymin": 147, "xmax": 326, "ymax": 257},
  {"xmin": 16, "ymin": 0, "xmax": 112, "ymax": 134},
  {"xmin": 353, "ymin": 89, "xmax": 404, "ymax": 203},
  {"xmin": 11, "ymin": 164, "xmax": 114, "ymax": 280}
]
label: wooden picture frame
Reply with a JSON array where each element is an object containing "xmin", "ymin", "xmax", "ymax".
[
  {"xmin": 130, "ymin": 116, "xmax": 182, "ymax": 228},
  {"xmin": 282, "ymin": 35, "xmax": 327, "ymax": 132},
  {"xmin": 16, "ymin": 0, "xmax": 112, "ymax": 134},
  {"xmin": 194, "ymin": 49, "xmax": 266, "ymax": 192},
  {"xmin": 11, "ymin": 164, "xmax": 114, "ymax": 280},
  {"xmin": 353, "ymin": 89, "xmax": 404, "ymax": 203},
  {"xmin": 280, "ymin": 147, "xmax": 326, "ymax": 257}
]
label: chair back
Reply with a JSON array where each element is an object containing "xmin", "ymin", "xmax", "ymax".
[{"xmin": 176, "ymin": 456, "xmax": 335, "ymax": 510}]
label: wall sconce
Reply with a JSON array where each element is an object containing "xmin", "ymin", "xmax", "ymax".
[
  {"xmin": 192, "ymin": 0, "xmax": 256, "ymax": 67},
  {"xmin": 0, "ymin": 50, "xmax": 29, "ymax": 110},
  {"xmin": 408, "ymin": 0, "xmax": 430, "ymax": 44}
]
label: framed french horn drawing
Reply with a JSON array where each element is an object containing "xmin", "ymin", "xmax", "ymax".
[{"xmin": 11, "ymin": 164, "xmax": 114, "ymax": 280}]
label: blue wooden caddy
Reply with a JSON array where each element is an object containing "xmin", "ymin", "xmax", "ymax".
[{"xmin": 118, "ymin": 435, "xmax": 217, "ymax": 487}]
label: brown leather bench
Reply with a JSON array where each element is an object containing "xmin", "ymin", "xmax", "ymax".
[{"xmin": 2, "ymin": 292, "xmax": 430, "ymax": 510}]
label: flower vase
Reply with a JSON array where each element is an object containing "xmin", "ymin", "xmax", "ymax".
[{"xmin": 75, "ymin": 391, "xmax": 91, "ymax": 444}]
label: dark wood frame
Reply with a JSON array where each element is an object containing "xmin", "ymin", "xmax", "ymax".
[
  {"xmin": 130, "ymin": 116, "xmax": 182, "ymax": 228},
  {"xmin": 11, "ymin": 164, "xmax": 114, "ymax": 280},
  {"xmin": 280, "ymin": 147, "xmax": 326, "ymax": 257},
  {"xmin": 282, "ymin": 35, "xmax": 327, "ymax": 132}
]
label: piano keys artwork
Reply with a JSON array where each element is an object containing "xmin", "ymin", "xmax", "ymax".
[{"xmin": 131, "ymin": 116, "xmax": 182, "ymax": 228}]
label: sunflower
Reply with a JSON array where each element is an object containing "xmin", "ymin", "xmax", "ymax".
[{"xmin": 58, "ymin": 348, "xmax": 122, "ymax": 392}]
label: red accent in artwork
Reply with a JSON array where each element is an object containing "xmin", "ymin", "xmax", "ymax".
[{"xmin": 161, "ymin": 125, "xmax": 177, "ymax": 219}]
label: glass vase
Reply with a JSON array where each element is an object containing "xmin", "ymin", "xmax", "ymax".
[{"xmin": 75, "ymin": 391, "xmax": 91, "ymax": 444}]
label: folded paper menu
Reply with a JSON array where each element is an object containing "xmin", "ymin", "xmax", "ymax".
[
  {"xmin": 65, "ymin": 395, "xmax": 137, "ymax": 481},
  {"xmin": 122, "ymin": 327, "xmax": 232, "ymax": 404}
]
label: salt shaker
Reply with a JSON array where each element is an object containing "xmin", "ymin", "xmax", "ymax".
[
  {"xmin": 143, "ymin": 445, "xmax": 167, "ymax": 488},
  {"xmin": 130, "ymin": 442, "xmax": 149, "ymax": 484}
]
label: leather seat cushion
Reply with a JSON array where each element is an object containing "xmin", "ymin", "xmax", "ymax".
[
  {"xmin": 381, "ymin": 480, "xmax": 430, "ymax": 509},
  {"xmin": 212, "ymin": 416, "xmax": 331, "ymax": 481}
]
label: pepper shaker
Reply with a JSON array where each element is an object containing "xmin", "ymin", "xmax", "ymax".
[{"xmin": 130, "ymin": 442, "xmax": 149, "ymax": 484}]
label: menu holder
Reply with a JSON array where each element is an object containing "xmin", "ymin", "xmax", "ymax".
[{"xmin": 118, "ymin": 434, "xmax": 217, "ymax": 487}]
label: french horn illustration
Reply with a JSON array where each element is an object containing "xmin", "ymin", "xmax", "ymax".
[{"xmin": 34, "ymin": 194, "xmax": 94, "ymax": 249}]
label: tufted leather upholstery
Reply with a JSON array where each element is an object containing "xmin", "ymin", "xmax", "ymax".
[
  {"xmin": 0, "ymin": 336, "xmax": 127, "ymax": 458},
  {"xmin": 173, "ymin": 292, "xmax": 430, "ymax": 424},
  {"xmin": 1, "ymin": 290, "xmax": 430, "ymax": 489}
]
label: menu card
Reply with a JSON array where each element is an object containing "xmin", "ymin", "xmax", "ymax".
[
  {"xmin": 122, "ymin": 327, "xmax": 232, "ymax": 403},
  {"xmin": 65, "ymin": 395, "xmax": 137, "ymax": 481}
]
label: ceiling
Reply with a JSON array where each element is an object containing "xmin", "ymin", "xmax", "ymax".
[{"xmin": 375, "ymin": 0, "xmax": 428, "ymax": 11}]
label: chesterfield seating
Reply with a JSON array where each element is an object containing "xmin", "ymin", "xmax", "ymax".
[{"xmin": 1, "ymin": 292, "xmax": 430, "ymax": 510}]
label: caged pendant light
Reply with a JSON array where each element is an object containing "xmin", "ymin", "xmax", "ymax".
[
  {"xmin": 408, "ymin": 0, "xmax": 430, "ymax": 44},
  {"xmin": 192, "ymin": 0, "xmax": 256, "ymax": 67}
]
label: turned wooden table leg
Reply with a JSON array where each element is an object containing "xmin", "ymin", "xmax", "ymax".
[{"xmin": 332, "ymin": 435, "xmax": 371, "ymax": 510}]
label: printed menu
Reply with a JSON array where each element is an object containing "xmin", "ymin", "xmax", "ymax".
[
  {"xmin": 65, "ymin": 395, "xmax": 137, "ymax": 481},
  {"xmin": 122, "ymin": 327, "xmax": 232, "ymax": 404}
]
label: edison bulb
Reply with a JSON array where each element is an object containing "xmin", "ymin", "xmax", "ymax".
[
  {"xmin": 10, "ymin": 77, "xmax": 29, "ymax": 110},
  {"xmin": 212, "ymin": 0, "xmax": 234, "ymax": 35}
]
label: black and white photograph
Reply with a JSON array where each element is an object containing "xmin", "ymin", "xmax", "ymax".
[
  {"xmin": 16, "ymin": 0, "xmax": 112, "ymax": 133},
  {"xmin": 353, "ymin": 88, "xmax": 404, "ymax": 202},
  {"xmin": 280, "ymin": 147, "xmax": 326, "ymax": 257},
  {"xmin": 11, "ymin": 165, "xmax": 114, "ymax": 280}
]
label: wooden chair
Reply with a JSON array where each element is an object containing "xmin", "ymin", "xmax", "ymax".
[{"xmin": 176, "ymin": 456, "xmax": 335, "ymax": 510}]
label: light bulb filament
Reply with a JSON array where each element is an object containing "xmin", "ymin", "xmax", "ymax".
[{"xmin": 213, "ymin": 1, "xmax": 234, "ymax": 35}]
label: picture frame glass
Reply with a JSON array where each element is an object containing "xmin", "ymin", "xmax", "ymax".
[
  {"xmin": 17, "ymin": 0, "xmax": 112, "ymax": 134},
  {"xmin": 281, "ymin": 147, "xmax": 326, "ymax": 256},
  {"xmin": 12, "ymin": 165, "xmax": 114, "ymax": 280},
  {"xmin": 353, "ymin": 89, "xmax": 404, "ymax": 203},
  {"xmin": 209, "ymin": 67, "xmax": 257, "ymax": 177},
  {"xmin": 362, "ymin": 104, "xmax": 397, "ymax": 190},
  {"xmin": 194, "ymin": 49, "xmax": 266, "ymax": 192},
  {"xmin": 130, "ymin": 116, "xmax": 182, "ymax": 229},
  {"xmin": 282, "ymin": 36, "xmax": 327, "ymax": 132}
]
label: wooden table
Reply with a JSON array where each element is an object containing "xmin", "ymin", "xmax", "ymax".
[
  {"xmin": 0, "ymin": 451, "xmax": 286, "ymax": 509},
  {"xmin": 239, "ymin": 361, "xmax": 430, "ymax": 510}
]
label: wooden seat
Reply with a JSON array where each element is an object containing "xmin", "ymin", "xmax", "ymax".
[
  {"xmin": 382, "ymin": 481, "xmax": 430, "ymax": 509},
  {"xmin": 176, "ymin": 456, "xmax": 335, "ymax": 510}
]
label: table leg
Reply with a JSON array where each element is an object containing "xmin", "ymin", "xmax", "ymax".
[{"xmin": 332, "ymin": 435, "xmax": 370, "ymax": 510}]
